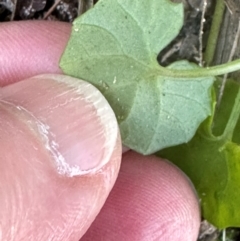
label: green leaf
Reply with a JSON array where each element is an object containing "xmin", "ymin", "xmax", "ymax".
[
  {"xmin": 60, "ymin": 0, "xmax": 214, "ymax": 154},
  {"xmin": 158, "ymin": 80, "xmax": 240, "ymax": 228}
]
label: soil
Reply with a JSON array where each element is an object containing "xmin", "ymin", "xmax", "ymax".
[{"xmin": 1, "ymin": 0, "xmax": 240, "ymax": 241}]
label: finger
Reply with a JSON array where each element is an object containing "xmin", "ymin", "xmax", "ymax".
[
  {"xmin": 0, "ymin": 20, "xmax": 131, "ymax": 154},
  {"xmin": 81, "ymin": 152, "xmax": 200, "ymax": 241},
  {"xmin": 0, "ymin": 74, "xmax": 121, "ymax": 240},
  {"xmin": 0, "ymin": 21, "xmax": 71, "ymax": 86}
]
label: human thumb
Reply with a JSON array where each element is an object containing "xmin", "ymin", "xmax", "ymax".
[{"xmin": 0, "ymin": 74, "xmax": 121, "ymax": 240}]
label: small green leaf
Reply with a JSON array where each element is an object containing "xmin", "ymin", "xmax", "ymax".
[
  {"xmin": 60, "ymin": 0, "xmax": 214, "ymax": 154},
  {"xmin": 158, "ymin": 80, "xmax": 240, "ymax": 228}
]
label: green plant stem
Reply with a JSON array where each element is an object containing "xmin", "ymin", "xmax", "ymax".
[
  {"xmin": 158, "ymin": 58, "xmax": 240, "ymax": 78},
  {"xmin": 204, "ymin": 0, "xmax": 225, "ymax": 66},
  {"xmin": 222, "ymin": 88, "xmax": 240, "ymax": 140}
]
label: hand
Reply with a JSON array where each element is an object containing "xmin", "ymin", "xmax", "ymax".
[{"xmin": 0, "ymin": 21, "xmax": 200, "ymax": 241}]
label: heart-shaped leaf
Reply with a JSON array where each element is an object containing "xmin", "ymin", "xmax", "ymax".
[{"xmin": 60, "ymin": 0, "xmax": 214, "ymax": 154}]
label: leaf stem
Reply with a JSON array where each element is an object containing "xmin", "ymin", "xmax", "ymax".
[
  {"xmin": 158, "ymin": 58, "xmax": 240, "ymax": 78},
  {"xmin": 222, "ymin": 87, "xmax": 240, "ymax": 140},
  {"xmin": 204, "ymin": 0, "xmax": 225, "ymax": 66}
]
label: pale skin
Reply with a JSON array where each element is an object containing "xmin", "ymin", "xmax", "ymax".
[{"xmin": 0, "ymin": 21, "xmax": 200, "ymax": 240}]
